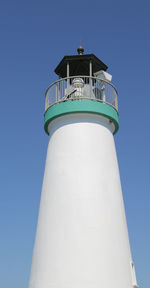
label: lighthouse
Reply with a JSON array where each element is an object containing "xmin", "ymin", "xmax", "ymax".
[{"xmin": 29, "ymin": 47, "xmax": 138, "ymax": 288}]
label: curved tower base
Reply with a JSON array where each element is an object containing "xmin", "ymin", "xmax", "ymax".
[{"xmin": 29, "ymin": 113, "xmax": 137, "ymax": 288}]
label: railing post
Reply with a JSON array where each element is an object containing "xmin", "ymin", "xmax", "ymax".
[
  {"xmin": 56, "ymin": 82, "xmax": 58, "ymax": 102},
  {"xmin": 45, "ymin": 91, "xmax": 49, "ymax": 111},
  {"xmin": 115, "ymin": 90, "xmax": 118, "ymax": 110},
  {"xmin": 89, "ymin": 60, "xmax": 92, "ymax": 98},
  {"xmin": 58, "ymin": 80, "xmax": 61, "ymax": 101},
  {"xmin": 67, "ymin": 61, "xmax": 70, "ymax": 89},
  {"xmin": 45, "ymin": 93, "xmax": 47, "ymax": 111},
  {"xmin": 101, "ymin": 81, "xmax": 105, "ymax": 102}
]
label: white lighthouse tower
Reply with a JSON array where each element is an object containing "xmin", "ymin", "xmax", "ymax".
[{"xmin": 29, "ymin": 47, "xmax": 138, "ymax": 288}]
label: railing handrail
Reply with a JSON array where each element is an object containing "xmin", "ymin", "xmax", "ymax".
[{"xmin": 45, "ymin": 75, "xmax": 118, "ymax": 97}]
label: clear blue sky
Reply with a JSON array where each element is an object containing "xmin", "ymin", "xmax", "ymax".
[{"xmin": 0, "ymin": 0, "xmax": 149, "ymax": 287}]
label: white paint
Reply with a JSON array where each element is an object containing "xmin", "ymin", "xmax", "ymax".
[
  {"xmin": 29, "ymin": 113, "xmax": 137, "ymax": 288},
  {"xmin": 94, "ymin": 70, "xmax": 112, "ymax": 82}
]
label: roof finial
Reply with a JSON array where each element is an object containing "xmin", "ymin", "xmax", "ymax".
[{"xmin": 77, "ymin": 46, "xmax": 84, "ymax": 55}]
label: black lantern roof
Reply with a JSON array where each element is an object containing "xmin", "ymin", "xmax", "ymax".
[{"xmin": 54, "ymin": 48, "xmax": 108, "ymax": 78}]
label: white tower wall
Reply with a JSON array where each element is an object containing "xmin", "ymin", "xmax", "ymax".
[{"xmin": 29, "ymin": 113, "xmax": 136, "ymax": 288}]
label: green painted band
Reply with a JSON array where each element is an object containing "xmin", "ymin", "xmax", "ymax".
[{"xmin": 44, "ymin": 99, "xmax": 119, "ymax": 135}]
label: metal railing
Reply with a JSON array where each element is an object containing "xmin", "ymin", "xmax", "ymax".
[{"xmin": 45, "ymin": 76, "xmax": 118, "ymax": 112}]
